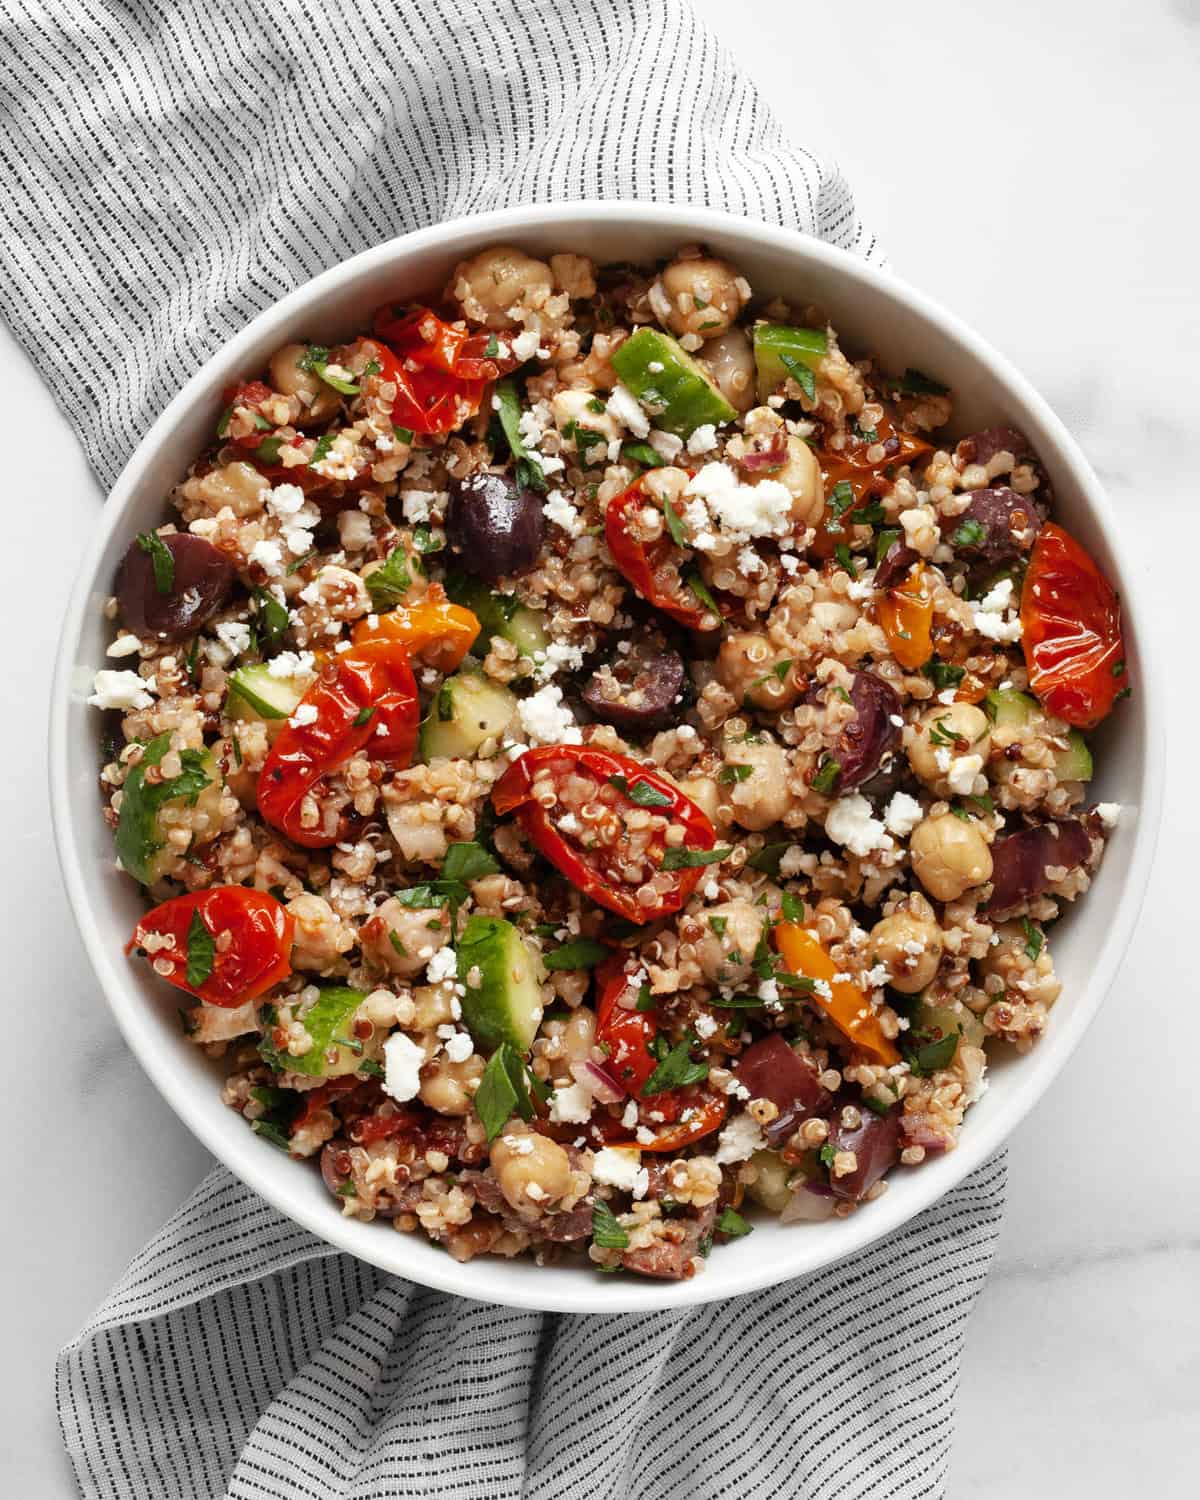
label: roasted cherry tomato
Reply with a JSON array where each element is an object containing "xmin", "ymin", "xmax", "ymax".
[
  {"xmin": 594, "ymin": 957, "xmax": 660, "ymax": 1096},
  {"xmin": 773, "ymin": 922, "xmax": 899, "ymax": 1065},
  {"xmin": 352, "ymin": 588, "xmax": 481, "ymax": 673},
  {"xmin": 1020, "ymin": 521, "xmax": 1127, "ymax": 729},
  {"xmin": 368, "ymin": 305, "xmax": 518, "ymax": 436},
  {"xmin": 258, "ymin": 643, "xmax": 418, "ymax": 848},
  {"xmin": 592, "ymin": 1084, "xmax": 728, "ymax": 1151},
  {"xmin": 811, "ymin": 415, "xmax": 932, "ymax": 558},
  {"xmin": 129, "ymin": 887, "xmax": 294, "ymax": 1009},
  {"xmin": 605, "ymin": 479, "xmax": 721, "ymax": 630},
  {"xmin": 493, "ymin": 745, "xmax": 718, "ymax": 922},
  {"xmin": 877, "ymin": 559, "xmax": 934, "ymax": 670}
]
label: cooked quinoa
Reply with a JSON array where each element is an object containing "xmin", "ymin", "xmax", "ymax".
[{"xmin": 91, "ymin": 243, "xmax": 1128, "ymax": 1280}]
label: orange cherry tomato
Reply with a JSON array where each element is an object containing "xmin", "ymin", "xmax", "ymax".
[
  {"xmin": 773, "ymin": 922, "xmax": 900, "ymax": 1065},
  {"xmin": 129, "ymin": 887, "xmax": 294, "ymax": 1009},
  {"xmin": 604, "ymin": 478, "xmax": 721, "ymax": 630},
  {"xmin": 878, "ymin": 559, "xmax": 934, "ymax": 670},
  {"xmin": 811, "ymin": 416, "xmax": 932, "ymax": 558},
  {"xmin": 1020, "ymin": 521, "xmax": 1127, "ymax": 729},
  {"xmin": 352, "ymin": 588, "xmax": 480, "ymax": 673},
  {"xmin": 257, "ymin": 643, "xmax": 418, "ymax": 848}
]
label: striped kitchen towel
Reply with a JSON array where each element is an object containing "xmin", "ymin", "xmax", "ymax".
[{"xmin": 0, "ymin": 0, "xmax": 1006, "ymax": 1496}]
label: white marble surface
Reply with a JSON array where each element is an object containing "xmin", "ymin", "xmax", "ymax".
[{"xmin": 3, "ymin": 0, "xmax": 1197, "ymax": 1493}]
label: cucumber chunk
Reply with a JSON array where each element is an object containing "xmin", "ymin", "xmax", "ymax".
[
  {"xmin": 226, "ymin": 663, "xmax": 307, "ymax": 736},
  {"xmin": 610, "ymin": 327, "xmax": 735, "ymax": 437},
  {"xmin": 986, "ymin": 688, "xmax": 1092, "ymax": 782},
  {"xmin": 909, "ymin": 993, "xmax": 985, "ymax": 1058},
  {"xmin": 457, "ymin": 915, "xmax": 545, "ymax": 1053},
  {"xmin": 444, "ymin": 572, "xmax": 549, "ymax": 659},
  {"xmin": 752, "ymin": 323, "xmax": 828, "ymax": 403},
  {"xmin": 745, "ymin": 1149, "xmax": 794, "ymax": 1213},
  {"xmin": 115, "ymin": 734, "xmax": 223, "ymax": 885},
  {"xmin": 260, "ymin": 986, "xmax": 369, "ymax": 1078},
  {"xmin": 420, "ymin": 670, "xmax": 517, "ymax": 762}
]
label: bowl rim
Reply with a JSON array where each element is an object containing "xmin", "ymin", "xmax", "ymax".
[{"xmin": 49, "ymin": 199, "xmax": 1164, "ymax": 1312}]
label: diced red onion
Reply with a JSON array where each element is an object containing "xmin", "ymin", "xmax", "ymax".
[
  {"xmin": 570, "ymin": 1060, "xmax": 625, "ymax": 1104},
  {"xmin": 738, "ymin": 435, "xmax": 788, "ymax": 472}
]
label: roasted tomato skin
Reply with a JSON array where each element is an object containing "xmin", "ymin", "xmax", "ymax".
[
  {"xmin": 257, "ymin": 644, "xmax": 418, "ymax": 848},
  {"xmin": 605, "ymin": 480, "xmax": 716, "ymax": 630},
  {"xmin": 492, "ymin": 745, "xmax": 717, "ymax": 922},
  {"xmin": 594, "ymin": 957, "xmax": 659, "ymax": 1097},
  {"xmin": 877, "ymin": 559, "xmax": 934, "ymax": 670},
  {"xmin": 1020, "ymin": 521, "xmax": 1127, "ymax": 729},
  {"xmin": 369, "ymin": 305, "xmax": 518, "ymax": 435},
  {"xmin": 129, "ymin": 888, "xmax": 294, "ymax": 1008}
]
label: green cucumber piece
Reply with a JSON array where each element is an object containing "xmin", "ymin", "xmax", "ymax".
[
  {"xmin": 610, "ymin": 327, "xmax": 735, "ymax": 437},
  {"xmin": 909, "ymin": 994, "xmax": 985, "ymax": 1058},
  {"xmin": 115, "ymin": 734, "xmax": 223, "ymax": 885},
  {"xmin": 227, "ymin": 663, "xmax": 307, "ymax": 734},
  {"xmin": 752, "ymin": 323, "xmax": 828, "ymax": 403},
  {"xmin": 420, "ymin": 670, "xmax": 517, "ymax": 762},
  {"xmin": 444, "ymin": 572, "xmax": 549, "ymax": 659},
  {"xmin": 986, "ymin": 688, "xmax": 1092, "ymax": 782},
  {"xmin": 745, "ymin": 1149, "xmax": 793, "ymax": 1213},
  {"xmin": 260, "ymin": 986, "xmax": 367, "ymax": 1078},
  {"xmin": 457, "ymin": 915, "xmax": 545, "ymax": 1053}
]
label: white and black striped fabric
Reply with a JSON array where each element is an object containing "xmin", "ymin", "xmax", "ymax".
[{"xmin": 0, "ymin": 1, "xmax": 1006, "ymax": 1495}]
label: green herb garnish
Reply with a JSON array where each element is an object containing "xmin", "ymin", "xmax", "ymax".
[
  {"xmin": 716, "ymin": 1207, "xmax": 753, "ymax": 1238},
  {"xmin": 746, "ymin": 842, "xmax": 790, "ymax": 875},
  {"xmin": 136, "ymin": 532, "xmax": 175, "ymax": 594},
  {"xmin": 592, "ymin": 1199, "xmax": 630, "ymax": 1250},
  {"xmin": 543, "ymin": 937, "xmax": 609, "ymax": 971},
  {"xmin": 1021, "ymin": 917, "xmax": 1044, "ymax": 962},
  {"xmin": 660, "ymin": 845, "xmax": 731, "ymax": 871},
  {"xmin": 642, "ymin": 1033, "xmax": 709, "ymax": 1096},
  {"xmin": 366, "ymin": 545, "xmax": 413, "ymax": 610},
  {"xmin": 184, "ymin": 908, "xmax": 215, "ymax": 989},
  {"xmin": 608, "ymin": 774, "xmax": 673, "ymax": 808},
  {"xmin": 493, "ymin": 379, "xmax": 548, "ymax": 492},
  {"xmin": 811, "ymin": 755, "xmax": 841, "ymax": 795}
]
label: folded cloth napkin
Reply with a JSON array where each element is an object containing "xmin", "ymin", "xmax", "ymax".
[{"xmin": 0, "ymin": 0, "xmax": 1007, "ymax": 1494}]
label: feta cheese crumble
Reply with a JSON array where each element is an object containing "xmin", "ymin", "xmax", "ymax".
[
  {"xmin": 426, "ymin": 947, "xmax": 458, "ymax": 985},
  {"xmin": 548, "ymin": 1082, "xmax": 593, "ymax": 1125},
  {"xmin": 605, "ymin": 382, "xmax": 650, "ymax": 438},
  {"xmin": 825, "ymin": 795, "xmax": 894, "ymax": 858},
  {"xmin": 517, "ymin": 683, "xmax": 582, "ymax": 746},
  {"xmin": 715, "ymin": 1112, "xmax": 766, "ymax": 1165},
  {"xmin": 884, "ymin": 791, "xmax": 924, "ymax": 837},
  {"xmin": 382, "ymin": 1032, "xmax": 425, "ymax": 1102},
  {"xmin": 88, "ymin": 669, "xmax": 153, "ymax": 711},
  {"xmin": 684, "ymin": 463, "xmax": 792, "ymax": 546},
  {"xmin": 592, "ymin": 1147, "xmax": 642, "ymax": 1191}
]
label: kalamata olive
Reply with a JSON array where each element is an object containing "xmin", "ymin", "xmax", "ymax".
[
  {"xmin": 874, "ymin": 538, "xmax": 920, "ymax": 590},
  {"xmin": 943, "ymin": 486, "xmax": 1043, "ymax": 565},
  {"xmin": 444, "ymin": 470, "xmax": 544, "ymax": 580},
  {"xmin": 117, "ymin": 532, "xmax": 235, "ymax": 641},
  {"xmin": 734, "ymin": 1034, "xmax": 832, "ymax": 1146},
  {"xmin": 826, "ymin": 1106, "xmax": 901, "ymax": 1202},
  {"xmin": 581, "ymin": 645, "xmax": 686, "ymax": 730},
  {"xmin": 857, "ymin": 752, "xmax": 918, "ymax": 808},
  {"xmin": 985, "ymin": 818, "xmax": 1093, "ymax": 915},
  {"xmin": 953, "ymin": 426, "xmax": 1034, "ymax": 469},
  {"xmin": 804, "ymin": 670, "xmax": 902, "ymax": 792}
]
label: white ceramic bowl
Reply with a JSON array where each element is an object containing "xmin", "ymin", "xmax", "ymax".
[{"xmin": 50, "ymin": 202, "xmax": 1162, "ymax": 1313}]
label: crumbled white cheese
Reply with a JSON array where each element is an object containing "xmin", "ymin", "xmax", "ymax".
[
  {"xmin": 215, "ymin": 622, "xmax": 251, "ymax": 657},
  {"xmin": 757, "ymin": 978, "xmax": 780, "ymax": 1004},
  {"xmin": 684, "ymin": 463, "xmax": 792, "ymax": 545},
  {"xmin": 825, "ymin": 794, "xmax": 894, "ymax": 858},
  {"xmin": 592, "ymin": 1146, "xmax": 643, "ymax": 1191},
  {"xmin": 864, "ymin": 963, "xmax": 891, "ymax": 990},
  {"xmin": 443, "ymin": 1031, "xmax": 474, "ymax": 1064},
  {"xmin": 648, "ymin": 429, "xmax": 684, "ymax": 461},
  {"xmin": 778, "ymin": 845, "xmax": 807, "ymax": 877},
  {"xmin": 884, "ymin": 791, "xmax": 924, "ymax": 837},
  {"xmin": 510, "ymin": 329, "xmax": 539, "ymax": 361},
  {"xmin": 605, "ymin": 382, "xmax": 650, "ymax": 438},
  {"xmin": 972, "ymin": 576, "xmax": 1022, "ymax": 642},
  {"xmin": 632, "ymin": 1167, "xmax": 650, "ymax": 1200},
  {"xmin": 517, "ymin": 683, "xmax": 581, "ymax": 746},
  {"xmin": 557, "ymin": 812, "xmax": 581, "ymax": 836},
  {"xmin": 426, "ymin": 947, "xmax": 458, "ymax": 984},
  {"xmin": 533, "ymin": 639, "xmax": 585, "ymax": 683},
  {"xmin": 266, "ymin": 650, "xmax": 316, "ymax": 680},
  {"xmin": 715, "ymin": 1112, "xmax": 766, "ymax": 1165},
  {"xmin": 401, "ymin": 490, "xmax": 444, "ymax": 524},
  {"xmin": 106, "ymin": 634, "xmax": 141, "ymax": 658},
  {"xmin": 947, "ymin": 753, "xmax": 984, "ymax": 795},
  {"xmin": 542, "ymin": 489, "xmax": 584, "ymax": 537},
  {"xmin": 686, "ymin": 423, "xmax": 718, "ymax": 455},
  {"xmin": 88, "ymin": 669, "xmax": 153, "ymax": 711},
  {"xmin": 382, "ymin": 1032, "xmax": 425, "ymax": 1102},
  {"xmin": 249, "ymin": 538, "xmax": 284, "ymax": 576},
  {"xmin": 549, "ymin": 1082, "xmax": 593, "ymax": 1124},
  {"xmin": 1096, "ymin": 802, "xmax": 1121, "ymax": 829},
  {"xmin": 267, "ymin": 483, "xmax": 307, "ymax": 518},
  {"xmin": 694, "ymin": 1013, "xmax": 718, "ymax": 1039},
  {"xmin": 287, "ymin": 703, "xmax": 318, "ymax": 729},
  {"xmin": 621, "ymin": 1100, "xmax": 639, "ymax": 1129}
]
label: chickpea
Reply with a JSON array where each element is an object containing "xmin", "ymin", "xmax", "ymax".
[
  {"xmin": 361, "ymin": 897, "xmax": 451, "ymax": 977},
  {"xmin": 420, "ymin": 1053, "xmax": 485, "ymax": 1116},
  {"xmin": 978, "ymin": 921, "xmax": 1062, "ymax": 1010},
  {"xmin": 746, "ymin": 432, "xmax": 823, "ymax": 532},
  {"xmin": 268, "ymin": 342, "xmax": 340, "ymax": 427},
  {"xmin": 559, "ymin": 1006, "xmax": 597, "ymax": 1064},
  {"xmin": 909, "ymin": 813, "xmax": 993, "ymax": 902},
  {"xmin": 907, "ymin": 703, "xmax": 993, "ymax": 792},
  {"xmin": 411, "ymin": 984, "xmax": 456, "ymax": 1032},
  {"xmin": 869, "ymin": 894, "xmax": 944, "ymax": 993},
  {"xmin": 677, "ymin": 774, "xmax": 721, "ymax": 823},
  {"xmin": 720, "ymin": 730, "xmax": 791, "ymax": 832},
  {"xmin": 701, "ymin": 328, "xmax": 756, "ymax": 413},
  {"xmin": 659, "ymin": 255, "xmax": 747, "ymax": 341},
  {"xmin": 451, "ymin": 245, "xmax": 554, "ymax": 330},
  {"xmin": 489, "ymin": 1127, "xmax": 573, "ymax": 1213},
  {"xmin": 181, "ymin": 460, "xmax": 270, "ymax": 519},
  {"xmin": 694, "ymin": 900, "xmax": 764, "ymax": 985},
  {"xmin": 716, "ymin": 630, "xmax": 802, "ymax": 711},
  {"xmin": 287, "ymin": 892, "xmax": 354, "ymax": 972},
  {"xmin": 641, "ymin": 465, "xmax": 689, "ymax": 507}
]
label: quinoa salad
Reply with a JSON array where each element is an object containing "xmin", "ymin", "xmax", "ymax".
[{"xmin": 91, "ymin": 244, "xmax": 1130, "ymax": 1280}]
